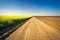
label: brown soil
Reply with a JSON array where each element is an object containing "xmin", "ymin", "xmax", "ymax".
[{"xmin": 5, "ymin": 16, "xmax": 60, "ymax": 40}]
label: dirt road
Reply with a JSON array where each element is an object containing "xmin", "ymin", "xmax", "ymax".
[{"xmin": 5, "ymin": 17, "xmax": 60, "ymax": 40}]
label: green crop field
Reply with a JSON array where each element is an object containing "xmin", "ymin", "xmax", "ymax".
[{"xmin": 0, "ymin": 16, "xmax": 31, "ymax": 31}]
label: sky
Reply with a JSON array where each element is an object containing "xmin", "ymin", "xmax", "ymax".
[{"xmin": 0, "ymin": 0, "xmax": 60, "ymax": 16}]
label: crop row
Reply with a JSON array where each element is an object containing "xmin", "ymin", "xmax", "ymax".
[{"xmin": 0, "ymin": 16, "xmax": 31, "ymax": 31}]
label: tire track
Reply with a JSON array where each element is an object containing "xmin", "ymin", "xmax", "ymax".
[{"xmin": 4, "ymin": 17, "xmax": 60, "ymax": 40}]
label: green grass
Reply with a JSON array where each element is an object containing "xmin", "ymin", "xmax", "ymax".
[{"xmin": 0, "ymin": 17, "xmax": 31, "ymax": 31}]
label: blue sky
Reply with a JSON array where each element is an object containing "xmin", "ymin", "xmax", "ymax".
[{"xmin": 0, "ymin": 0, "xmax": 60, "ymax": 16}]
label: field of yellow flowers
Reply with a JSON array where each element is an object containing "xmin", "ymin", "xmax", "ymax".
[{"xmin": 0, "ymin": 16, "xmax": 31, "ymax": 30}]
